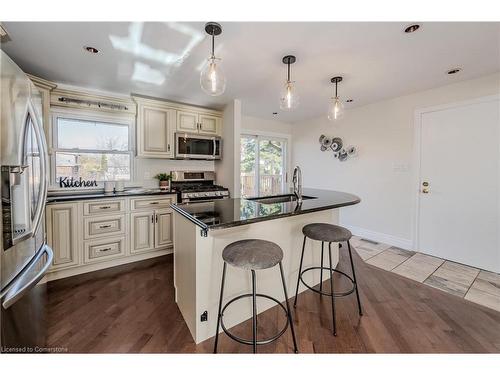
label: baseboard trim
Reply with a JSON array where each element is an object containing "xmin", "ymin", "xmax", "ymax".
[{"xmin": 341, "ymin": 224, "xmax": 413, "ymax": 250}]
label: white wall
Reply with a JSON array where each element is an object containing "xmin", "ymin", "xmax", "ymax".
[
  {"xmin": 136, "ymin": 159, "xmax": 214, "ymax": 188},
  {"xmin": 292, "ymin": 73, "xmax": 500, "ymax": 248},
  {"xmin": 242, "ymin": 115, "xmax": 293, "ymax": 135},
  {"xmin": 215, "ymin": 99, "xmax": 242, "ymax": 196}
]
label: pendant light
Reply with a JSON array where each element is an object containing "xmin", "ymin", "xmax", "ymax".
[
  {"xmin": 280, "ymin": 55, "xmax": 299, "ymax": 110},
  {"xmin": 327, "ymin": 76, "xmax": 344, "ymax": 121},
  {"xmin": 200, "ymin": 22, "xmax": 226, "ymax": 96}
]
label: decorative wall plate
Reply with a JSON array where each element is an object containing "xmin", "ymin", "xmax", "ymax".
[
  {"xmin": 321, "ymin": 136, "xmax": 333, "ymax": 148},
  {"xmin": 331, "ymin": 137, "xmax": 343, "ymax": 152},
  {"xmin": 347, "ymin": 145, "xmax": 357, "ymax": 156},
  {"xmin": 338, "ymin": 149, "xmax": 348, "ymax": 161}
]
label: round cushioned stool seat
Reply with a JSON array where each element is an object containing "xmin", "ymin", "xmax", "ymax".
[
  {"xmin": 302, "ymin": 223, "xmax": 352, "ymax": 243},
  {"xmin": 222, "ymin": 239, "xmax": 283, "ymax": 270}
]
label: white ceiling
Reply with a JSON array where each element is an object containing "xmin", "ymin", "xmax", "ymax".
[{"xmin": 2, "ymin": 22, "xmax": 499, "ymax": 123}]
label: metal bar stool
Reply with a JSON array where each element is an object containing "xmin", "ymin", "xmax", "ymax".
[
  {"xmin": 293, "ymin": 223, "xmax": 362, "ymax": 336},
  {"xmin": 213, "ymin": 239, "xmax": 298, "ymax": 353}
]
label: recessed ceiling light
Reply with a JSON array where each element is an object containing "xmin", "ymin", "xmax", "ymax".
[
  {"xmin": 84, "ymin": 46, "xmax": 99, "ymax": 54},
  {"xmin": 404, "ymin": 24, "xmax": 421, "ymax": 33},
  {"xmin": 346, "ymin": 99, "xmax": 353, "ymax": 103},
  {"xmin": 447, "ymin": 68, "xmax": 461, "ymax": 75}
]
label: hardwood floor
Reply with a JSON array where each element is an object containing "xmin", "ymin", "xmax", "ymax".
[{"xmin": 46, "ymin": 248, "xmax": 500, "ymax": 353}]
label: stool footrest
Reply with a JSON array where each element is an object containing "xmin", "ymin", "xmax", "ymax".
[
  {"xmin": 219, "ymin": 293, "xmax": 289, "ymax": 346},
  {"xmin": 299, "ymin": 266, "xmax": 356, "ymax": 297}
]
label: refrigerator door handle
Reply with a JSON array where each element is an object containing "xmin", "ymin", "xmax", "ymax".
[
  {"xmin": 29, "ymin": 100, "xmax": 49, "ymax": 237},
  {"xmin": 1, "ymin": 244, "xmax": 53, "ymax": 309}
]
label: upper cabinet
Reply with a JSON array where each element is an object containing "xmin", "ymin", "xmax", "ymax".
[
  {"xmin": 134, "ymin": 95, "xmax": 223, "ymax": 159},
  {"xmin": 137, "ymin": 103, "xmax": 176, "ymax": 158},
  {"xmin": 177, "ymin": 111, "xmax": 199, "ymax": 133},
  {"xmin": 27, "ymin": 75, "xmax": 57, "ymax": 151},
  {"xmin": 177, "ymin": 111, "xmax": 222, "ymax": 136}
]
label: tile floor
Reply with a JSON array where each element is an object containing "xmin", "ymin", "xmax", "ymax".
[{"xmin": 349, "ymin": 236, "xmax": 500, "ymax": 312}]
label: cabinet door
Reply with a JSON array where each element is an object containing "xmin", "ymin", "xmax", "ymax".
[
  {"xmin": 177, "ymin": 111, "xmax": 199, "ymax": 133},
  {"xmin": 130, "ymin": 212, "xmax": 155, "ymax": 254},
  {"xmin": 199, "ymin": 114, "xmax": 220, "ymax": 135},
  {"xmin": 155, "ymin": 209, "xmax": 173, "ymax": 248},
  {"xmin": 139, "ymin": 106, "xmax": 174, "ymax": 158},
  {"xmin": 46, "ymin": 203, "xmax": 80, "ymax": 270}
]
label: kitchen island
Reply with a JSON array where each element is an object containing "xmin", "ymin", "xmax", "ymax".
[{"xmin": 171, "ymin": 188, "xmax": 360, "ymax": 344}]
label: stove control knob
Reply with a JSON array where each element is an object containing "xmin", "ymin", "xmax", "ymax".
[{"xmin": 193, "ymin": 193, "xmax": 199, "ymax": 197}]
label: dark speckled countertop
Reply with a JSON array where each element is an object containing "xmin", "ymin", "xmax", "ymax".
[
  {"xmin": 46, "ymin": 189, "xmax": 177, "ymax": 203},
  {"xmin": 170, "ymin": 188, "xmax": 360, "ymax": 233}
]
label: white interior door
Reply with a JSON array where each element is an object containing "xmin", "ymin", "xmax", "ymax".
[{"xmin": 417, "ymin": 97, "xmax": 500, "ymax": 272}]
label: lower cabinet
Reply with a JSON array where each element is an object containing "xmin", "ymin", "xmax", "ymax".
[
  {"xmin": 130, "ymin": 209, "xmax": 173, "ymax": 254},
  {"xmin": 45, "ymin": 194, "xmax": 176, "ymax": 280},
  {"xmin": 130, "ymin": 211, "xmax": 155, "ymax": 254},
  {"xmin": 84, "ymin": 236, "xmax": 126, "ymax": 264},
  {"xmin": 46, "ymin": 202, "xmax": 80, "ymax": 270},
  {"xmin": 155, "ymin": 209, "xmax": 173, "ymax": 248}
]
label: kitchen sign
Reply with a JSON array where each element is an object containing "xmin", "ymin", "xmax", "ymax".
[{"xmin": 59, "ymin": 177, "xmax": 97, "ymax": 188}]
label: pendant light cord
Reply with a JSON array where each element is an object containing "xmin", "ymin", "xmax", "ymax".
[
  {"xmin": 211, "ymin": 32, "xmax": 215, "ymax": 58},
  {"xmin": 335, "ymin": 81, "xmax": 338, "ymax": 98},
  {"xmin": 287, "ymin": 62, "xmax": 291, "ymax": 82}
]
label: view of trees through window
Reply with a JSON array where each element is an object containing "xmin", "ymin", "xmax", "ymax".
[
  {"xmin": 54, "ymin": 118, "xmax": 132, "ymax": 183},
  {"xmin": 240, "ymin": 135, "xmax": 286, "ymax": 197}
]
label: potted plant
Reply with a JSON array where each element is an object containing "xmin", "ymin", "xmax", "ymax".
[{"xmin": 154, "ymin": 172, "xmax": 172, "ymax": 190}]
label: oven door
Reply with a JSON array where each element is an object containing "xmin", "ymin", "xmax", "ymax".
[{"xmin": 175, "ymin": 133, "xmax": 221, "ymax": 160}]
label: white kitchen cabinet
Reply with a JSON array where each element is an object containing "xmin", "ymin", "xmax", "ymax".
[
  {"xmin": 130, "ymin": 211, "xmax": 155, "ymax": 254},
  {"xmin": 46, "ymin": 202, "xmax": 80, "ymax": 270},
  {"xmin": 131, "ymin": 209, "xmax": 173, "ymax": 254},
  {"xmin": 177, "ymin": 111, "xmax": 199, "ymax": 133},
  {"xmin": 136, "ymin": 103, "xmax": 176, "ymax": 158},
  {"xmin": 199, "ymin": 114, "xmax": 220, "ymax": 135},
  {"xmin": 176, "ymin": 110, "xmax": 222, "ymax": 136},
  {"xmin": 45, "ymin": 194, "xmax": 176, "ymax": 281},
  {"xmin": 155, "ymin": 209, "xmax": 173, "ymax": 248},
  {"xmin": 134, "ymin": 96, "xmax": 222, "ymax": 157}
]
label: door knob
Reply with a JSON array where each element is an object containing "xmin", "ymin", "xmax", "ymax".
[{"xmin": 422, "ymin": 181, "xmax": 429, "ymax": 194}]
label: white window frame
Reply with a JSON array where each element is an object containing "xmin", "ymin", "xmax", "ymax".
[
  {"xmin": 50, "ymin": 108, "xmax": 136, "ymax": 189},
  {"xmin": 240, "ymin": 130, "xmax": 290, "ymax": 197}
]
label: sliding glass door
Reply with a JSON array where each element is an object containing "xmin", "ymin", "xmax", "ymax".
[{"xmin": 240, "ymin": 134, "xmax": 287, "ymax": 198}]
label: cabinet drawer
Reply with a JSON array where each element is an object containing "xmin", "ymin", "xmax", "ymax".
[
  {"xmin": 131, "ymin": 196, "xmax": 175, "ymax": 211},
  {"xmin": 84, "ymin": 236, "xmax": 126, "ymax": 264},
  {"xmin": 83, "ymin": 199, "xmax": 125, "ymax": 216},
  {"xmin": 83, "ymin": 214, "xmax": 126, "ymax": 239}
]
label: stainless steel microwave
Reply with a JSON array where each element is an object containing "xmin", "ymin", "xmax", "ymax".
[{"xmin": 175, "ymin": 133, "xmax": 222, "ymax": 160}]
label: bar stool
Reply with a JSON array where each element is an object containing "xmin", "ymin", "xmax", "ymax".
[
  {"xmin": 213, "ymin": 239, "xmax": 298, "ymax": 354},
  {"xmin": 293, "ymin": 223, "xmax": 363, "ymax": 336}
]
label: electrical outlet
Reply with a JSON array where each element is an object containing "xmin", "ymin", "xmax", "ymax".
[{"xmin": 200, "ymin": 311, "xmax": 208, "ymax": 322}]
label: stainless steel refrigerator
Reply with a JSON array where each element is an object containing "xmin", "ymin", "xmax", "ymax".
[{"xmin": 0, "ymin": 50, "xmax": 53, "ymax": 352}]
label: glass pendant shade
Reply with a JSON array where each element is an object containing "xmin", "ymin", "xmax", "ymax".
[
  {"xmin": 200, "ymin": 56, "xmax": 226, "ymax": 96},
  {"xmin": 328, "ymin": 96, "xmax": 344, "ymax": 121},
  {"xmin": 280, "ymin": 81, "xmax": 299, "ymax": 110}
]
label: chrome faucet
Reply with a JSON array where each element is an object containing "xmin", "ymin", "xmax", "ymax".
[{"xmin": 292, "ymin": 165, "xmax": 303, "ymax": 204}]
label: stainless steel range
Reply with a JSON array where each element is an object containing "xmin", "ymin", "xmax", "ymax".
[{"xmin": 171, "ymin": 171, "xmax": 229, "ymax": 203}]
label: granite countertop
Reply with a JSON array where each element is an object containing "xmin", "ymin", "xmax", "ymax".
[
  {"xmin": 170, "ymin": 188, "xmax": 360, "ymax": 234},
  {"xmin": 46, "ymin": 188, "xmax": 177, "ymax": 203}
]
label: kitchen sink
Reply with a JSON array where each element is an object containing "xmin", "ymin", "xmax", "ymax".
[{"xmin": 247, "ymin": 194, "xmax": 317, "ymax": 204}]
